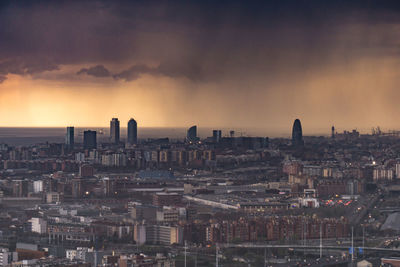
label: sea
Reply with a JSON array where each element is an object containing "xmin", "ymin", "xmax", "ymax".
[
  {"xmin": 0, "ymin": 127, "xmax": 302, "ymax": 146},
  {"xmin": 0, "ymin": 125, "xmax": 364, "ymax": 146}
]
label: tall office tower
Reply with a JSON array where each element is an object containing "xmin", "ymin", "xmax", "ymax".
[
  {"xmin": 127, "ymin": 118, "xmax": 138, "ymax": 145},
  {"xmin": 212, "ymin": 130, "xmax": 222, "ymax": 143},
  {"xmin": 110, "ymin": 118, "xmax": 120, "ymax": 144},
  {"xmin": 292, "ymin": 119, "xmax": 304, "ymax": 147},
  {"xmin": 187, "ymin": 125, "xmax": 197, "ymax": 142},
  {"xmin": 83, "ymin": 130, "xmax": 97, "ymax": 149},
  {"xmin": 65, "ymin": 127, "xmax": 74, "ymax": 148},
  {"xmin": 331, "ymin": 126, "xmax": 335, "ymax": 139}
]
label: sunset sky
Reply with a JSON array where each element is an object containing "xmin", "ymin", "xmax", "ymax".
[{"xmin": 1, "ymin": 1, "xmax": 400, "ymax": 134}]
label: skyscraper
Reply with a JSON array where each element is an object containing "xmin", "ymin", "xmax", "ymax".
[
  {"xmin": 212, "ymin": 130, "xmax": 222, "ymax": 143},
  {"xmin": 292, "ymin": 119, "xmax": 304, "ymax": 147},
  {"xmin": 65, "ymin": 126, "xmax": 74, "ymax": 148},
  {"xmin": 331, "ymin": 126, "xmax": 335, "ymax": 139},
  {"xmin": 127, "ymin": 118, "xmax": 138, "ymax": 145},
  {"xmin": 84, "ymin": 130, "xmax": 97, "ymax": 149},
  {"xmin": 110, "ymin": 118, "xmax": 120, "ymax": 144},
  {"xmin": 187, "ymin": 125, "xmax": 197, "ymax": 142}
]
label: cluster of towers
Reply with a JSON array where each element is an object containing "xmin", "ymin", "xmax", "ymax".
[
  {"xmin": 65, "ymin": 118, "xmax": 305, "ymax": 149},
  {"xmin": 186, "ymin": 126, "xmax": 230, "ymax": 143},
  {"xmin": 109, "ymin": 118, "xmax": 138, "ymax": 145},
  {"xmin": 187, "ymin": 120, "xmax": 305, "ymax": 147},
  {"xmin": 65, "ymin": 118, "xmax": 138, "ymax": 149}
]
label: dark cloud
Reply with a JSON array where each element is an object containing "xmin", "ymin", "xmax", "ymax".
[
  {"xmin": 112, "ymin": 63, "xmax": 208, "ymax": 82},
  {"xmin": 76, "ymin": 61, "xmax": 210, "ymax": 82},
  {"xmin": 0, "ymin": 58, "xmax": 59, "ymax": 82},
  {"xmin": 3, "ymin": 1, "xmax": 400, "ymax": 129},
  {"xmin": 0, "ymin": 1, "xmax": 400, "ymax": 84},
  {"xmin": 113, "ymin": 65, "xmax": 155, "ymax": 81},
  {"xmin": 77, "ymin": 65, "xmax": 111, "ymax": 77},
  {"xmin": 77, "ymin": 64, "xmax": 163, "ymax": 81}
]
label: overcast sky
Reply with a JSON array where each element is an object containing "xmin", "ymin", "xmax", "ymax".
[{"xmin": 1, "ymin": 0, "xmax": 400, "ymax": 134}]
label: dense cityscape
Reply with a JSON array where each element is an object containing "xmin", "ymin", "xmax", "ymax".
[
  {"xmin": 3, "ymin": 0, "xmax": 400, "ymax": 266},
  {"xmin": 0, "ymin": 118, "xmax": 400, "ymax": 266}
]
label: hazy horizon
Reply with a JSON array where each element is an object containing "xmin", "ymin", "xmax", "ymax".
[
  {"xmin": 2, "ymin": 1, "xmax": 400, "ymax": 130},
  {"xmin": 0, "ymin": 125, "xmax": 387, "ymax": 141}
]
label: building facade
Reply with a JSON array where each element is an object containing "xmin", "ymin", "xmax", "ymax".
[{"xmin": 127, "ymin": 118, "xmax": 138, "ymax": 145}]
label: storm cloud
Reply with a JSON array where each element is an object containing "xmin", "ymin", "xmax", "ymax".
[
  {"xmin": 0, "ymin": 0, "xmax": 399, "ymax": 84},
  {"xmin": 77, "ymin": 62, "xmax": 210, "ymax": 82},
  {"xmin": 77, "ymin": 65, "xmax": 111, "ymax": 78},
  {"xmin": 0, "ymin": 58, "xmax": 59, "ymax": 79},
  {"xmin": 2, "ymin": 1, "xmax": 400, "ymax": 130}
]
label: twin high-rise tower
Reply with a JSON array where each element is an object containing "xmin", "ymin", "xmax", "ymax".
[
  {"xmin": 65, "ymin": 117, "xmax": 138, "ymax": 148},
  {"xmin": 110, "ymin": 117, "xmax": 138, "ymax": 145},
  {"xmin": 127, "ymin": 118, "xmax": 138, "ymax": 145},
  {"xmin": 67, "ymin": 119, "xmax": 302, "ymax": 147}
]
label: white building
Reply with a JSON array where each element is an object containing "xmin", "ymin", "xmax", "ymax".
[
  {"xmin": 75, "ymin": 152, "xmax": 85, "ymax": 162},
  {"xmin": 66, "ymin": 247, "xmax": 94, "ymax": 261},
  {"xmin": 46, "ymin": 192, "xmax": 61, "ymax": 204},
  {"xmin": 134, "ymin": 224, "xmax": 146, "ymax": 245},
  {"xmin": 298, "ymin": 197, "xmax": 320, "ymax": 208},
  {"xmin": 145, "ymin": 225, "xmax": 183, "ymax": 245},
  {"xmin": 101, "ymin": 153, "xmax": 127, "ymax": 167},
  {"xmin": 101, "ymin": 154, "xmax": 113, "ymax": 166},
  {"xmin": 156, "ymin": 206, "xmax": 187, "ymax": 223},
  {"xmin": 113, "ymin": 153, "xmax": 127, "ymax": 166},
  {"xmin": 66, "ymin": 249, "xmax": 77, "ymax": 260},
  {"xmin": 33, "ymin": 181, "xmax": 43, "ymax": 193},
  {"xmin": 88, "ymin": 150, "xmax": 100, "ymax": 164},
  {"xmin": 373, "ymin": 166, "xmax": 394, "ymax": 181},
  {"xmin": 0, "ymin": 248, "xmax": 17, "ymax": 266},
  {"xmin": 29, "ymin": 218, "xmax": 47, "ymax": 234}
]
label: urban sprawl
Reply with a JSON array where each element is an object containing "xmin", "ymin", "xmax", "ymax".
[{"xmin": 0, "ymin": 119, "xmax": 400, "ymax": 266}]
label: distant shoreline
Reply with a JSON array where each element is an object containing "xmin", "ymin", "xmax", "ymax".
[{"xmin": 0, "ymin": 126, "xmax": 379, "ymax": 146}]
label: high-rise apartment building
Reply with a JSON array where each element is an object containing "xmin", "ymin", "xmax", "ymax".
[
  {"xmin": 187, "ymin": 125, "xmax": 197, "ymax": 143},
  {"xmin": 110, "ymin": 118, "xmax": 120, "ymax": 144},
  {"xmin": 83, "ymin": 130, "xmax": 97, "ymax": 149},
  {"xmin": 127, "ymin": 118, "xmax": 138, "ymax": 145},
  {"xmin": 65, "ymin": 127, "xmax": 74, "ymax": 148}
]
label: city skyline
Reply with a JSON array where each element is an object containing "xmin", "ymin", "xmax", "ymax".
[
  {"xmin": 2, "ymin": 1, "xmax": 400, "ymax": 266},
  {"xmin": 0, "ymin": 123, "xmax": 385, "ymax": 138},
  {"xmin": 1, "ymin": 1, "xmax": 400, "ymax": 129}
]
